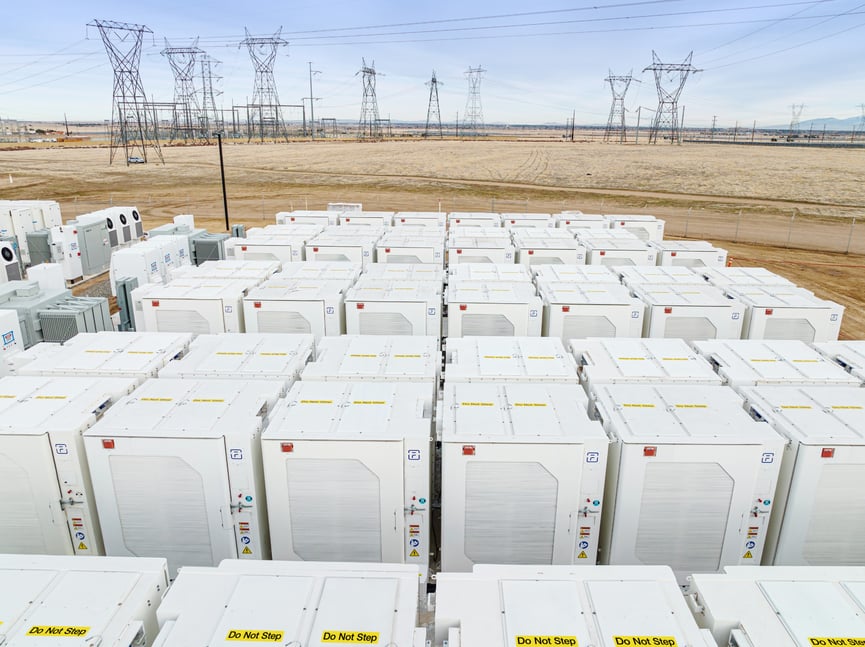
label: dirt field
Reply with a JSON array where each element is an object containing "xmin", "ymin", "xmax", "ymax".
[{"xmin": 2, "ymin": 140, "xmax": 864, "ymax": 337}]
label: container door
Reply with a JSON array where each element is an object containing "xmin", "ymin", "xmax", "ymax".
[
  {"xmin": 85, "ymin": 436, "xmax": 235, "ymax": 576},
  {"xmin": 265, "ymin": 440, "xmax": 404, "ymax": 563},
  {"xmin": 0, "ymin": 434, "xmax": 71, "ymax": 554}
]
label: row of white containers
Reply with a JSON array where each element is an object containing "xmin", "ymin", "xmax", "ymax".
[
  {"xmin": 125, "ymin": 258, "xmax": 843, "ymax": 344},
  {"xmin": 10, "ymin": 554, "xmax": 864, "ymax": 646},
  {"xmin": 5, "ymin": 332, "xmax": 865, "ymax": 589}
]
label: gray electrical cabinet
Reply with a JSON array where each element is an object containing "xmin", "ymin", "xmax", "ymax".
[
  {"xmin": 77, "ymin": 220, "xmax": 112, "ymax": 276},
  {"xmin": 192, "ymin": 233, "xmax": 230, "ymax": 265},
  {"xmin": 25, "ymin": 230, "xmax": 52, "ymax": 266},
  {"xmin": 0, "ymin": 281, "xmax": 71, "ymax": 347},
  {"xmin": 115, "ymin": 276, "xmax": 139, "ymax": 331},
  {"xmin": 39, "ymin": 296, "xmax": 113, "ymax": 343}
]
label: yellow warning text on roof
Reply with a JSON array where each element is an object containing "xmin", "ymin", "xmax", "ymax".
[
  {"xmin": 612, "ymin": 638, "xmax": 677, "ymax": 647},
  {"xmin": 460, "ymin": 401, "xmax": 494, "ymax": 407},
  {"xmin": 483, "ymin": 355, "xmax": 513, "ymax": 359},
  {"xmin": 216, "ymin": 352, "xmax": 244, "ymax": 356},
  {"xmin": 527, "ymin": 356, "xmax": 555, "ymax": 360},
  {"xmin": 352, "ymin": 400, "xmax": 386, "ymax": 405},
  {"xmin": 515, "ymin": 636, "xmax": 577, "ymax": 646},
  {"xmin": 750, "ymin": 359, "xmax": 778, "ymax": 363},
  {"xmin": 394, "ymin": 354, "xmax": 421, "ymax": 358},
  {"xmin": 85, "ymin": 349, "xmax": 112, "ymax": 354},
  {"xmin": 126, "ymin": 351, "xmax": 155, "ymax": 355},
  {"xmin": 807, "ymin": 639, "xmax": 865, "ymax": 646},
  {"xmin": 350, "ymin": 354, "xmax": 378, "ymax": 358},
  {"xmin": 259, "ymin": 352, "xmax": 288, "ymax": 356},
  {"xmin": 675, "ymin": 404, "xmax": 708, "ymax": 409},
  {"xmin": 321, "ymin": 631, "xmax": 380, "ymax": 644},
  {"xmin": 514, "ymin": 403, "xmax": 548, "ymax": 407},
  {"xmin": 225, "ymin": 629, "xmax": 285, "ymax": 642},
  {"xmin": 792, "ymin": 359, "xmax": 820, "ymax": 363},
  {"xmin": 140, "ymin": 397, "xmax": 173, "ymax": 402},
  {"xmin": 781, "ymin": 405, "xmax": 812, "ymax": 409},
  {"xmin": 35, "ymin": 395, "xmax": 67, "ymax": 400},
  {"xmin": 301, "ymin": 399, "xmax": 333, "ymax": 404},
  {"xmin": 832, "ymin": 406, "xmax": 864, "ymax": 410},
  {"xmin": 623, "ymin": 403, "xmax": 655, "ymax": 408},
  {"xmin": 617, "ymin": 357, "xmax": 646, "ymax": 361},
  {"xmin": 192, "ymin": 398, "xmax": 225, "ymax": 403},
  {"xmin": 661, "ymin": 357, "xmax": 689, "ymax": 361},
  {"xmin": 26, "ymin": 626, "xmax": 90, "ymax": 638}
]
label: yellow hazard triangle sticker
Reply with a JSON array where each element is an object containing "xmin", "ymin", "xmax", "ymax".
[
  {"xmin": 242, "ymin": 546, "xmax": 252, "ymax": 555},
  {"xmin": 743, "ymin": 550, "xmax": 753, "ymax": 559},
  {"xmin": 577, "ymin": 551, "xmax": 588, "ymax": 559},
  {"xmin": 78, "ymin": 542, "xmax": 88, "ymax": 550},
  {"xmin": 409, "ymin": 549, "xmax": 420, "ymax": 557}
]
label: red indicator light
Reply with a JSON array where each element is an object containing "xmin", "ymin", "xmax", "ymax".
[
  {"xmin": 281, "ymin": 442, "xmax": 294, "ymax": 453},
  {"xmin": 562, "ymin": 305, "xmax": 570, "ymax": 313},
  {"xmin": 254, "ymin": 301, "xmax": 261, "ymax": 309},
  {"xmin": 644, "ymin": 446, "xmax": 657, "ymax": 457},
  {"xmin": 400, "ymin": 218, "xmax": 406, "ymax": 222},
  {"xmin": 528, "ymin": 250, "xmax": 534, "ymax": 255},
  {"xmin": 241, "ymin": 246, "xmax": 248, "ymax": 251},
  {"xmin": 312, "ymin": 247, "xmax": 319, "ymax": 252},
  {"xmin": 102, "ymin": 439, "xmax": 115, "ymax": 449},
  {"xmin": 822, "ymin": 447, "xmax": 835, "ymax": 458},
  {"xmin": 462, "ymin": 445, "xmax": 476, "ymax": 456},
  {"xmin": 671, "ymin": 251, "xmax": 677, "ymax": 257},
  {"xmin": 385, "ymin": 248, "xmax": 391, "ymax": 253},
  {"xmin": 599, "ymin": 250, "xmax": 606, "ymax": 256},
  {"xmin": 765, "ymin": 308, "xmax": 774, "ymax": 315},
  {"xmin": 151, "ymin": 300, "xmax": 160, "ymax": 307},
  {"xmin": 290, "ymin": 217, "xmax": 296, "ymax": 222},
  {"xmin": 456, "ymin": 249, "xmax": 462, "ymax": 254},
  {"xmin": 664, "ymin": 307, "xmax": 673, "ymax": 314},
  {"xmin": 459, "ymin": 304, "xmax": 467, "ymax": 311},
  {"xmin": 356, "ymin": 303, "xmax": 365, "ymax": 310}
]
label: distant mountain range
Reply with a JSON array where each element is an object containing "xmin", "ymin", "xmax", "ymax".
[{"xmin": 766, "ymin": 116, "xmax": 864, "ymax": 131}]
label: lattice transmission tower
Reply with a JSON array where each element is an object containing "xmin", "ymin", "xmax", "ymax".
[
  {"xmin": 424, "ymin": 70, "xmax": 443, "ymax": 138},
  {"xmin": 789, "ymin": 103, "xmax": 805, "ymax": 137},
  {"xmin": 604, "ymin": 70, "xmax": 638, "ymax": 143},
  {"xmin": 89, "ymin": 19, "xmax": 163, "ymax": 165},
  {"xmin": 199, "ymin": 53, "xmax": 224, "ymax": 137},
  {"xmin": 161, "ymin": 38, "xmax": 203, "ymax": 142},
  {"xmin": 464, "ymin": 66, "xmax": 486, "ymax": 135},
  {"xmin": 241, "ymin": 28, "xmax": 288, "ymax": 142},
  {"xmin": 357, "ymin": 59, "xmax": 381, "ymax": 140},
  {"xmin": 644, "ymin": 51, "xmax": 700, "ymax": 144}
]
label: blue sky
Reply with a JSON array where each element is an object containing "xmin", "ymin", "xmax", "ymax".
[{"xmin": 1, "ymin": 0, "xmax": 864, "ymax": 127}]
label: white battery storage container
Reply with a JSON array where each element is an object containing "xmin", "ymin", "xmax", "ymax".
[
  {"xmin": 279, "ymin": 261, "xmax": 361, "ymax": 283},
  {"xmin": 514, "ymin": 237, "xmax": 586, "ymax": 266},
  {"xmin": 84, "ymin": 378, "xmax": 283, "ymax": 577},
  {"xmin": 375, "ymin": 233, "xmax": 445, "ymax": 265},
  {"xmin": 448, "ymin": 236, "xmax": 516, "ymax": 264},
  {"xmin": 224, "ymin": 235, "xmax": 305, "ymax": 263},
  {"xmin": 606, "ymin": 214, "xmax": 665, "ymax": 241},
  {"xmin": 393, "ymin": 211, "xmax": 447, "ymax": 227},
  {"xmin": 448, "ymin": 262, "xmax": 533, "ymax": 283},
  {"xmin": 531, "ymin": 264, "xmax": 620, "ymax": 283},
  {"xmin": 688, "ymin": 566, "xmax": 865, "ymax": 647},
  {"xmin": 740, "ymin": 386, "xmax": 865, "ymax": 566},
  {"xmin": 443, "ymin": 336, "xmax": 580, "ymax": 384},
  {"xmin": 593, "ymin": 384, "xmax": 785, "ymax": 584},
  {"xmin": 169, "ymin": 259, "xmax": 282, "ymax": 284},
  {"xmin": 109, "ymin": 240, "xmax": 167, "ymax": 296},
  {"xmin": 814, "ymin": 339, "xmax": 865, "ymax": 382},
  {"xmin": 132, "ymin": 279, "xmax": 257, "ymax": 334},
  {"xmin": 573, "ymin": 338, "xmax": 722, "ymax": 415},
  {"xmin": 362, "ymin": 262, "xmax": 445, "ymax": 284},
  {"xmin": 0, "ymin": 376, "xmax": 137, "ymax": 556},
  {"xmin": 699, "ymin": 265, "xmax": 798, "ymax": 289},
  {"xmin": 634, "ymin": 284, "xmax": 746, "ymax": 340},
  {"xmin": 276, "ymin": 210, "xmax": 338, "ymax": 226},
  {"xmin": 447, "ymin": 212, "xmax": 502, "ymax": 227},
  {"xmin": 261, "ymin": 381, "xmax": 434, "ymax": 579},
  {"xmin": 0, "ymin": 554, "xmax": 169, "ymax": 647},
  {"xmin": 617, "ymin": 265, "xmax": 705, "ymax": 289},
  {"xmin": 10, "ymin": 331, "xmax": 192, "ymax": 384},
  {"xmin": 581, "ymin": 238, "xmax": 658, "ymax": 266},
  {"xmin": 501, "ymin": 212, "xmax": 554, "ymax": 228},
  {"xmin": 436, "ymin": 565, "xmax": 717, "ymax": 647},
  {"xmin": 154, "ymin": 562, "xmax": 426, "ymax": 647},
  {"xmin": 158, "ymin": 333, "xmax": 315, "ymax": 392},
  {"xmin": 538, "ymin": 282, "xmax": 645, "ymax": 340},
  {"xmin": 651, "ymin": 240, "xmax": 728, "ymax": 267},
  {"xmin": 247, "ymin": 223, "xmax": 325, "ymax": 238},
  {"xmin": 725, "ymin": 285, "xmax": 844, "ymax": 342},
  {"xmin": 692, "ymin": 339, "xmax": 860, "ymax": 389},
  {"xmin": 447, "ymin": 283, "xmax": 543, "ymax": 337},
  {"xmin": 305, "ymin": 233, "xmax": 379, "ymax": 268},
  {"xmin": 242, "ymin": 279, "xmax": 352, "ymax": 339},
  {"xmin": 302, "ymin": 335, "xmax": 440, "ymax": 388},
  {"xmin": 344, "ymin": 280, "xmax": 442, "ymax": 337},
  {"xmin": 555, "ymin": 212, "xmax": 610, "ymax": 229},
  {"xmin": 339, "ymin": 210, "xmax": 394, "ymax": 226},
  {"xmin": 440, "ymin": 383, "xmax": 609, "ymax": 571}
]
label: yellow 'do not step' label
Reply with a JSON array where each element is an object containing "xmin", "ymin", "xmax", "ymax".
[
  {"xmin": 516, "ymin": 637, "xmax": 577, "ymax": 646},
  {"xmin": 613, "ymin": 638, "xmax": 678, "ymax": 646},
  {"xmin": 808, "ymin": 640, "xmax": 865, "ymax": 646},
  {"xmin": 321, "ymin": 630, "xmax": 380, "ymax": 644},
  {"xmin": 26, "ymin": 626, "xmax": 90, "ymax": 638},
  {"xmin": 225, "ymin": 629, "xmax": 285, "ymax": 642}
]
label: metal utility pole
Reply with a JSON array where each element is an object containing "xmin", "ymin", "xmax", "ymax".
[
  {"xmin": 710, "ymin": 115, "xmax": 717, "ymax": 142},
  {"xmin": 215, "ymin": 131, "xmax": 229, "ymax": 230},
  {"xmin": 424, "ymin": 70, "xmax": 443, "ymax": 138},
  {"xmin": 464, "ymin": 65, "xmax": 486, "ymax": 135},
  {"xmin": 604, "ymin": 70, "xmax": 637, "ymax": 143},
  {"xmin": 199, "ymin": 53, "xmax": 223, "ymax": 138},
  {"xmin": 89, "ymin": 19, "xmax": 163, "ymax": 165},
  {"xmin": 789, "ymin": 103, "xmax": 804, "ymax": 138},
  {"xmin": 357, "ymin": 59, "xmax": 382, "ymax": 140},
  {"xmin": 307, "ymin": 62, "xmax": 320, "ymax": 140},
  {"xmin": 161, "ymin": 38, "xmax": 203, "ymax": 142},
  {"xmin": 643, "ymin": 51, "xmax": 700, "ymax": 144},
  {"xmin": 241, "ymin": 27, "xmax": 289, "ymax": 142},
  {"xmin": 570, "ymin": 109, "xmax": 576, "ymax": 142}
]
